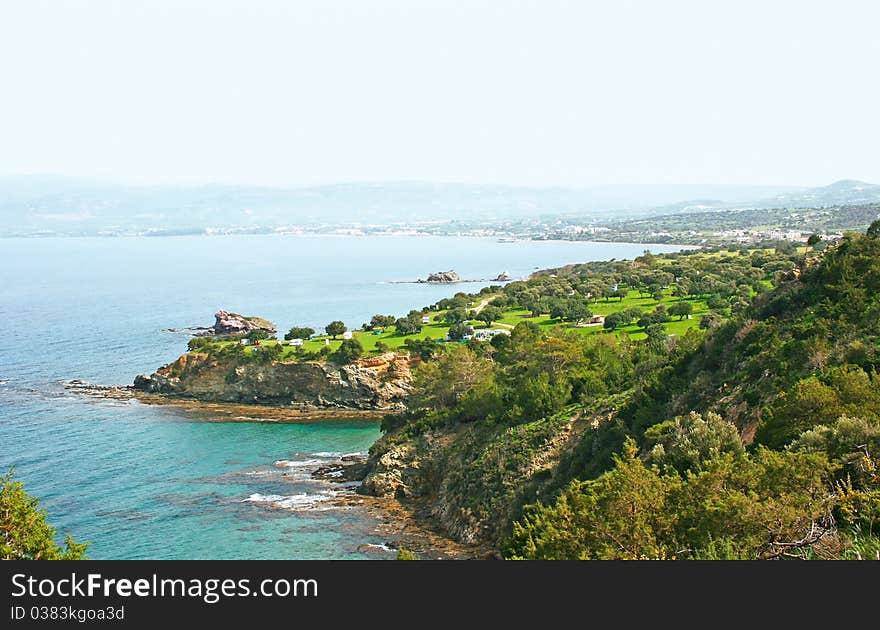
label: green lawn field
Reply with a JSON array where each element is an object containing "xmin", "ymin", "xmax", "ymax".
[{"xmin": 191, "ymin": 286, "xmax": 713, "ymax": 362}]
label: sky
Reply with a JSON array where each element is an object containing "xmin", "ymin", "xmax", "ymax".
[{"xmin": 0, "ymin": 0, "xmax": 878, "ymax": 188}]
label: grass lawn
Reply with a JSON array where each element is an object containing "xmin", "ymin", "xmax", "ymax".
[
  {"xmin": 494, "ymin": 289, "xmax": 709, "ymax": 340},
  {"xmin": 191, "ymin": 288, "xmax": 712, "ymax": 362}
]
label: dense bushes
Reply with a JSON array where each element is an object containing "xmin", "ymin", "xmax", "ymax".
[{"xmin": 504, "ymin": 441, "xmax": 834, "ymax": 560}]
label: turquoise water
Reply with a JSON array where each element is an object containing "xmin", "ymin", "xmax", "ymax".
[{"xmin": 0, "ymin": 235, "xmax": 684, "ymax": 558}]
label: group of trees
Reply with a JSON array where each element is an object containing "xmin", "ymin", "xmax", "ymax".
[
  {"xmin": 496, "ymin": 243, "xmax": 800, "ymax": 330},
  {"xmin": 395, "ymin": 310, "xmax": 425, "ymax": 335},
  {"xmin": 397, "ymin": 319, "xmax": 665, "ymax": 430},
  {"xmin": 547, "ymin": 297, "xmax": 592, "ymax": 323},
  {"xmin": 284, "ymin": 326, "xmax": 315, "ymax": 341},
  {"xmin": 602, "ymin": 308, "xmax": 644, "ymax": 331},
  {"xmin": 364, "ymin": 314, "xmax": 396, "ymax": 331}
]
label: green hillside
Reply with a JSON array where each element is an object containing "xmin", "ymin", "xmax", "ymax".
[{"xmin": 362, "ymin": 226, "xmax": 880, "ymax": 560}]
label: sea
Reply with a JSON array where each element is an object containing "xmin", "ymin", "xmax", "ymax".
[{"xmin": 0, "ymin": 234, "xmax": 685, "ymax": 559}]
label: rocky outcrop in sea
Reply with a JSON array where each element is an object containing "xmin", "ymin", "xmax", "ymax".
[
  {"xmin": 418, "ymin": 270, "xmax": 461, "ymax": 284},
  {"xmin": 212, "ymin": 310, "xmax": 277, "ymax": 336}
]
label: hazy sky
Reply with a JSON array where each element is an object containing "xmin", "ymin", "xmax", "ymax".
[{"xmin": 1, "ymin": 0, "xmax": 878, "ymax": 188}]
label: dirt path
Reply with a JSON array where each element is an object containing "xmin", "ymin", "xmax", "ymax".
[{"xmin": 473, "ymin": 296, "xmax": 495, "ymax": 313}]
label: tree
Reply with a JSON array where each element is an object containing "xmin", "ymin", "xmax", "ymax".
[
  {"xmin": 244, "ymin": 329, "xmax": 271, "ymax": 341},
  {"xmin": 603, "ymin": 311, "xmax": 627, "ymax": 330},
  {"xmin": 645, "ymin": 412, "xmax": 745, "ymax": 474},
  {"xmin": 403, "ymin": 337, "xmax": 438, "ymax": 361},
  {"xmin": 566, "ymin": 300, "xmax": 592, "ymax": 323},
  {"xmin": 637, "ymin": 313, "xmax": 658, "ymax": 329},
  {"xmin": 395, "ymin": 315, "xmax": 422, "ymax": 335},
  {"xmin": 867, "ymin": 220, "xmax": 880, "ymax": 239},
  {"xmin": 644, "ymin": 323, "xmax": 667, "ymax": 349},
  {"xmin": 1, "ymin": 469, "xmax": 88, "ymax": 560},
  {"xmin": 442, "ymin": 308, "xmax": 469, "ymax": 325},
  {"xmin": 549, "ymin": 298, "xmax": 592, "ymax": 323},
  {"xmin": 521, "ymin": 296, "xmax": 548, "ymax": 317},
  {"xmin": 699, "ymin": 312, "xmax": 722, "ymax": 329},
  {"xmin": 652, "ymin": 304, "xmax": 671, "ymax": 322},
  {"xmin": 807, "ymin": 233, "xmax": 822, "ymax": 247},
  {"xmin": 331, "ymin": 338, "xmax": 363, "ymax": 364},
  {"xmin": 187, "ymin": 337, "xmax": 213, "ymax": 352},
  {"xmin": 325, "ymin": 320, "xmax": 347, "ymax": 339},
  {"xmin": 476, "ymin": 306, "xmax": 503, "ymax": 327},
  {"xmin": 285, "ymin": 326, "xmax": 315, "ymax": 341},
  {"xmin": 370, "ymin": 314, "xmax": 396, "ymax": 330},
  {"xmin": 758, "ymin": 367, "xmax": 880, "ymax": 449},
  {"xmin": 409, "ymin": 345, "xmax": 494, "ymax": 410},
  {"xmin": 673, "ymin": 282, "xmax": 690, "ymax": 299},
  {"xmin": 706, "ymin": 294, "xmax": 728, "ymax": 311},
  {"xmin": 447, "ymin": 322, "xmax": 474, "ymax": 341},
  {"xmin": 505, "ymin": 440, "xmax": 677, "ymax": 560},
  {"xmin": 668, "ymin": 301, "xmax": 693, "ymax": 320}
]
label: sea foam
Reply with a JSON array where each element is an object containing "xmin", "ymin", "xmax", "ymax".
[{"xmin": 243, "ymin": 492, "xmax": 339, "ymax": 511}]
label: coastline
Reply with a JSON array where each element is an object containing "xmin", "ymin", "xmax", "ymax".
[
  {"xmin": 66, "ymin": 380, "xmax": 388, "ymax": 423},
  {"xmin": 68, "ymin": 379, "xmax": 483, "ymax": 558},
  {"xmin": 1, "ymin": 232, "xmax": 703, "ymax": 250}
]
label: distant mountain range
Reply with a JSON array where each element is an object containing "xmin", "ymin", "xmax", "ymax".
[
  {"xmin": 651, "ymin": 179, "xmax": 880, "ymax": 215},
  {"xmin": 1, "ymin": 175, "xmax": 878, "ymax": 236}
]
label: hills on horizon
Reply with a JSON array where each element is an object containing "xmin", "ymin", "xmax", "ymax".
[{"xmin": 1, "ymin": 174, "xmax": 879, "ymax": 236}]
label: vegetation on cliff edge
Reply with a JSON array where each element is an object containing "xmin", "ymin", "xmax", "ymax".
[{"xmin": 1, "ymin": 469, "xmax": 89, "ymax": 560}]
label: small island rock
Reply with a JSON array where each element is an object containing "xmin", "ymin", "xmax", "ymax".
[{"xmin": 419, "ymin": 271, "xmax": 461, "ymax": 284}]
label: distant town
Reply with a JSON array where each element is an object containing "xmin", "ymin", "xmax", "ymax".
[{"xmin": 68, "ymin": 199, "xmax": 875, "ymax": 249}]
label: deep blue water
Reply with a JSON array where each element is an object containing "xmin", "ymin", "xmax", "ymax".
[{"xmin": 0, "ymin": 235, "xmax": 684, "ymax": 558}]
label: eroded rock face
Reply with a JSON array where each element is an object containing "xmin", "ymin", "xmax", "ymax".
[
  {"xmin": 212, "ymin": 311, "xmax": 277, "ymax": 336},
  {"xmin": 132, "ymin": 351, "xmax": 414, "ymax": 410},
  {"xmin": 358, "ymin": 409, "xmax": 596, "ymax": 547}
]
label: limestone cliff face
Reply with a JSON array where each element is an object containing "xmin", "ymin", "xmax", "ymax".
[{"xmin": 133, "ymin": 351, "xmax": 415, "ymax": 409}]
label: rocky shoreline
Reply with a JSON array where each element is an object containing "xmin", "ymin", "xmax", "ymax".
[
  {"xmin": 66, "ymin": 380, "xmax": 388, "ymax": 422},
  {"xmin": 67, "ymin": 379, "xmax": 489, "ymax": 558},
  {"xmin": 312, "ymin": 455, "xmax": 491, "ymax": 559}
]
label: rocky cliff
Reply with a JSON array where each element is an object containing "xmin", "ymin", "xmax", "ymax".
[
  {"xmin": 357, "ymin": 405, "xmax": 599, "ymax": 546},
  {"xmin": 133, "ymin": 351, "xmax": 415, "ymax": 409},
  {"xmin": 212, "ymin": 311, "xmax": 277, "ymax": 336}
]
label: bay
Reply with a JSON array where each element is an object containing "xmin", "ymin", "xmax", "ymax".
[{"xmin": 0, "ymin": 234, "xmax": 684, "ymax": 559}]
